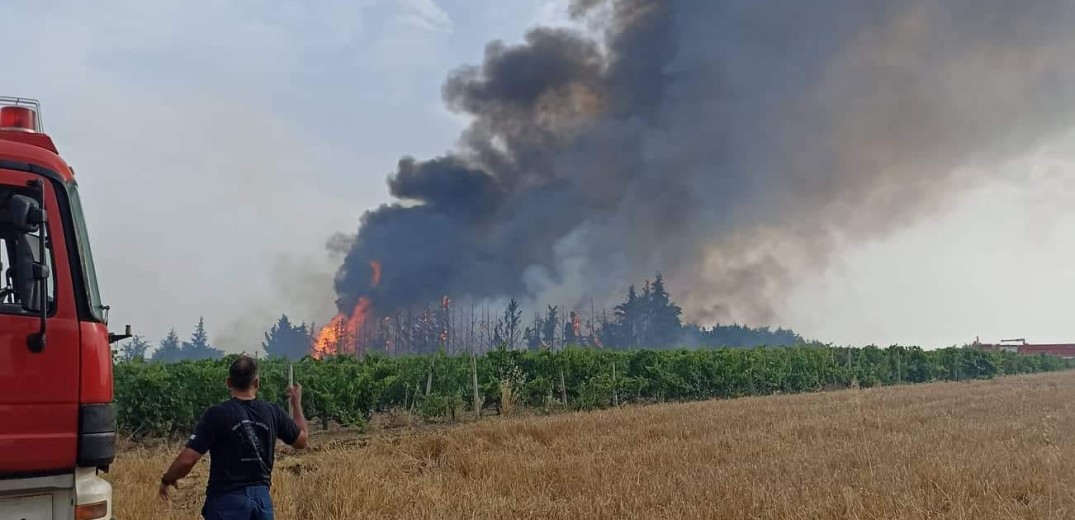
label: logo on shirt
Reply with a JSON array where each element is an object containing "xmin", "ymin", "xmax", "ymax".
[{"xmin": 231, "ymin": 419, "xmax": 269, "ymax": 431}]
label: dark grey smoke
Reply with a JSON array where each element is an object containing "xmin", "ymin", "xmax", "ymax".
[{"xmin": 334, "ymin": 0, "xmax": 1075, "ymax": 325}]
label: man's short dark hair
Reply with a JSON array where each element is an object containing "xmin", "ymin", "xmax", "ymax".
[{"xmin": 229, "ymin": 355, "xmax": 258, "ymax": 391}]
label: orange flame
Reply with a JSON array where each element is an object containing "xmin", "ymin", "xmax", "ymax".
[
  {"xmin": 312, "ymin": 260, "xmax": 381, "ymax": 358},
  {"xmin": 370, "ymin": 261, "xmax": 382, "ymax": 288},
  {"xmin": 347, "ymin": 297, "xmax": 372, "ymax": 336},
  {"xmin": 312, "ymin": 314, "xmax": 346, "ymax": 359},
  {"xmin": 312, "ymin": 297, "xmax": 372, "ymax": 359}
]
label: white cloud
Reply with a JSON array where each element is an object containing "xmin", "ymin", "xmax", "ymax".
[{"xmin": 396, "ymin": 0, "xmax": 453, "ymax": 32}]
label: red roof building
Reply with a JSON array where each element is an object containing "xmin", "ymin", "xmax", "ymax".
[{"xmin": 975, "ymin": 341, "xmax": 1075, "ymax": 359}]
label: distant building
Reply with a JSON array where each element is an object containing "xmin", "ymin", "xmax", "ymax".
[{"xmin": 973, "ymin": 338, "xmax": 1075, "ymax": 359}]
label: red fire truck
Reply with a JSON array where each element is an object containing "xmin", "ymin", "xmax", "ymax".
[{"xmin": 0, "ymin": 97, "xmax": 123, "ymax": 519}]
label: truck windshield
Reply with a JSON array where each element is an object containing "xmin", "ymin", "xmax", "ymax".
[{"xmin": 65, "ymin": 182, "xmax": 106, "ymax": 323}]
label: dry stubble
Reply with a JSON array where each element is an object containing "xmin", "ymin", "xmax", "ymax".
[{"xmin": 111, "ymin": 371, "xmax": 1075, "ymax": 519}]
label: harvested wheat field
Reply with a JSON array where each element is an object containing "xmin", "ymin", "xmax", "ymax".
[{"xmin": 110, "ymin": 371, "xmax": 1075, "ymax": 519}]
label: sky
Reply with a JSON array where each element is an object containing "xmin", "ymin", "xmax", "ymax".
[{"xmin": 3, "ymin": 0, "xmax": 1074, "ymax": 350}]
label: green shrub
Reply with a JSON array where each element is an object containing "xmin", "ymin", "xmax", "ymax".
[{"xmin": 114, "ymin": 346, "xmax": 1075, "ymax": 437}]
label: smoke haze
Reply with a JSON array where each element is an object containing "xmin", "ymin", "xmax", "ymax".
[{"xmin": 335, "ymin": 0, "xmax": 1075, "ymax": 325}]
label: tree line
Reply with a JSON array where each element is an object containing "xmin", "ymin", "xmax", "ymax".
[
  {"xmin": 116, "ymin": 275, "xmax": 804, "ymax": 362},
  {"xmin": 115, "ymin": 314, "xmax": 314, "ymax": 362},
  {"xmin": 115, "ymin": 316, "xmax": 225, "ymax": 363}
]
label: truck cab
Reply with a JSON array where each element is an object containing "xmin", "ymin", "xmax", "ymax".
[{"xmin": 0, "ymin": 98, "xmax": 116, "ymax": 520}]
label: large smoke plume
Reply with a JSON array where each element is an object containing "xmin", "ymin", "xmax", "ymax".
[{"xmin": 334, "ymin": 0, "xmax": 1075, "ymax": 325}]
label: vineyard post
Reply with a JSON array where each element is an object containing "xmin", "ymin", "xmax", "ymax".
[
  {"xmin": 847, "ymin": 350, "xmax": 855, "ymax": 386},
  {"xmin": 559, "ymin": 365, "xmax": 567, "ymax": 407},
  {"xmin": 897, "ymin": 348, "xmax": 902, "ymax": 384},
  {"xmin": 425, "ymin": 357, "xmax": 434, "ymax": 396},
  {"xmin": 288, "ymin": 363, "xmax": 294, "ymax": 416},
  {"xmin": 471, "ymin": 351, "xmax": 480, "ymax": 420},
  {"xmin": 612, "ymin": 361, "xmax": 619, "ymax": 407},
  {"xmin": 830, "ymin": 348, "xmax": 836, "ymax": 389}
]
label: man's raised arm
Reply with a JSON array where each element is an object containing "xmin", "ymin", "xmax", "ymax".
[{"xmin": 287, "ymin": 383, "xmax": 309, "ymax": 449}]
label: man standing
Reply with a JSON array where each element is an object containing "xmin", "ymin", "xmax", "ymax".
[{"xmin": 159, "ymin": 355, "xmax": 309, "ymax": 519}]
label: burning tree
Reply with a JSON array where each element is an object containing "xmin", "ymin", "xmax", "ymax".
[
  {"xmin": 311, "ymin": 261, "xmax": 379, "ymax": 358},
  {"xmin": 312, "ymin": 314, "xmax": 357, "ymax": 358},
  {"xmin": 304, "ymin": 270, "xmax": 796, "ymax": 358}
]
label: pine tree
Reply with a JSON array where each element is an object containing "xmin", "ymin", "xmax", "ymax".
[
  {"xmin": 524, "ymin": 313, "xmax": 543, "ymax": 350},
  {"xmin": 503, "ymin": 299, "xmax": 522, "ymax": 350},
  {"xmin": 541, "ymin": 305, "xmax": 559, "ymax": 347},
  {"xmin": 647, "ymin": 273, "xmax": 683, "ymax": 346},
  {"xmin": 262, "ymin": 314, "xmax": 311, "ymax": 360},
  {"xmin": 491, "ymin": 320, "xmax": 505, "ymax": 349},
  {"xmin": 181, "ymin": 317, "xmax": 224, "ymax": 360},
  {"xmin": 150, "ymin": 329, "xmax": 183, "ymax": 363},
  {"xmin": 608, "ymin": 285, "xmax": 640, "ymax": 347},
  {"xmin": 604, "ymin": 275, "xmax": 684, "ymax": 348},
  {"xmin": 638, "ymin": 280, "xmax": 655, "ymax": 344}
]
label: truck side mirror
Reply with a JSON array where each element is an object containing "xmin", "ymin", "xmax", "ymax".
[
  {"xmin": 14, "ymin": 233, "xmax": 47, "ymax": 314},
  {"xmin": 4, "ymin": 194, "xmax": 42, "ymax": 233}
]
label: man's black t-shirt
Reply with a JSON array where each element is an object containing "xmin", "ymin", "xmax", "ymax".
[{"xmin": 186, "ymin": 398, "xmax": 300, "ymax": 496}]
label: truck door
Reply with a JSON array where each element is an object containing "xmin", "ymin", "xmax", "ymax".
[{"xmin": 0, "ymin": 168, "xmax": 81, "ymax": 474}]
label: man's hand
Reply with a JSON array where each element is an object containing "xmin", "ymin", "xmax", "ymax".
[
  {"xmin": 287, "ymin": 383, "xmax": 303, "ymax": 405},
  {"xmin": 159, "ymin": 448, "xmax": 202, "ymax": 502},
  {"xmin": 159, "ymin": 478, "xmax": 178, "ymax": 501}
]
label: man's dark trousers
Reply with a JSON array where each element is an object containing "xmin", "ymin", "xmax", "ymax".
[{"xmin": 202, "ymin": 485, "xmax": 274, "ymax": 520}]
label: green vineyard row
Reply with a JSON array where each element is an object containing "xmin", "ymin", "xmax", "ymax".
[{"xmin": 114, "ymin": 346, "xmax": 1075, "ymax": 438}]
